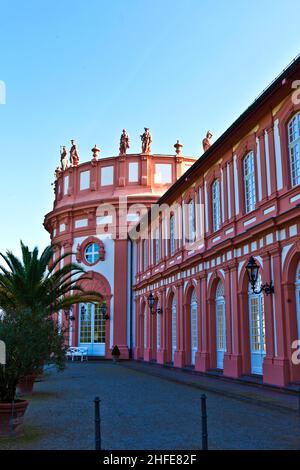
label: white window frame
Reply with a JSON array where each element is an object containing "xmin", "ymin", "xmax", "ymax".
[
  {"xmin": 155, "ymin": 228, "xmax": 160, "ymax": 264},
  {"xmin": 190, "ymin": 289, "xmax": 198, "ymax": 365},
  {"xmin": 84, "ymin": 243, "xmax": 100, "ymax": 264},
  {"xmin": 212, "ymin": 180, "xmax": 221, "ymax": 232},
  {"xmin": 143, "ymin": 240, "xmax": 148, "ymax": 271},
  {"xmin": 248, "ymin": 275, "xmax": 266, "ymax": 375},
  {"xmin": 188, "ymin": 199, "xmax": 196, "ymax": 242},
  {"xmin": 170, "ymin": 215, "xmax": 175, "ymax": 256},
  {"xmin": 171, "ymin": 296, "xmax": 177, "ymax": 361},
  {"xmin": 288, "ymin": 112, "xmax": 300, "ymax": 188},
  {"xmin": 244, "ymin": 151, "xmax": 256, "ymax": 213}
]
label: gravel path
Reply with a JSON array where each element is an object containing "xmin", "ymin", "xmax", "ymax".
[{"xmin": 0, "ymin": 361, "xmax": 299, "ymax": 450}]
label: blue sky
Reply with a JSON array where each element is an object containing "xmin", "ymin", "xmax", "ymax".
[{"xmin": 0, "ymin": 0, "xmax": 299, "ymax": 257}]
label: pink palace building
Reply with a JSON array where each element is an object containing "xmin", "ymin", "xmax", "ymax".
[{"xmin": 45, "ymin": 55, "xmax": 300, "ymax": 387}]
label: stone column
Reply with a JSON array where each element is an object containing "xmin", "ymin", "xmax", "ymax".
[
  {"xmin": 224, "ymin": 262, "xmax": 243, "ymax": 377},
  {"xmin": 194, "ymin": 276, "xmax": 202, "ymax": 370},
  {"xmin": 261, "ymin": 253, "xmax": 276, "ymax": 383},
  {"xmin": 174, "ymin": 281, "xmax": 185, "ymax": 367},
  {"xmin": 113, "ymin": 238, "xmax": 129, "ymax": 359},
  {"xmin": 264, "ymin": 250, "xmax": 290, "ymax": 386},
  {"xmin": 133, "ymin": 296, "xmax": 141, "ymax": 360},
  {"xmin": 197, "ymin": 274, "xmax": 210, "ymax": 371},
  {"xmin": 157, "ymin": 288, "xmax": 167, "ymax": 364}
]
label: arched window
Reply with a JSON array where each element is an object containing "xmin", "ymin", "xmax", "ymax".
[
  {"xmin": 243, "ymin": 151, "xmax": 256, "ymax": 213},
  {"xmin": 171, "ymin": 296, "xmax": 177, "ymax": 361},
  {"xmin": 188, "ymin": 199, "xmax": 196, "ymax": 242},
  {"xmin": 212, "ymin": 180, "xmax": 221, "ymax": 232},
  {"xmin": 190, "ymin": 289, "xmax": 198, "ymax": 365},
  {"xmin": 170, "ymin": 215, "xmax": 175, "ymax": 256},
  {"xmin": 248, "ymin": 274, "xmax": 265, "ymax": 375},
  {"xmin": 215, "ymin": 280, "xmax": 226, "ymax": 369},
  {"xmin": 143, "ymin": 239, "xmax": 148, "ymax": 270},
  {"xmin": 288, "ymin": 112, "xmax": 300, "ymax": 187},
  {"xmin": 84, "ymin": 243, "xmax": 100, "ymax": 264}
]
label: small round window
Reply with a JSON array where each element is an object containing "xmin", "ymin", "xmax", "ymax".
[{"xmin": 84, "ymin": 243, "xmax": 100, "ymax": 264}]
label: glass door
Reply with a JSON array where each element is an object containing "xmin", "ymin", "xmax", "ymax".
[
  {"xmin": 79, "ymin": 303, "xmax": 106, "ymax": 356},
  {"xmin": 171, "ymin": 297, "xmax": 177, "ymax": 361},
  {"xmin": 190, "ymin": 290, "xmax": 198, "ymax": 365},
  {"xmin": 248, "ymin": 287, "xmax": 265, "ymax": 375}
]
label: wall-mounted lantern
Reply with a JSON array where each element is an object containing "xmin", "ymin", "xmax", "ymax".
[
  {"xmin": 147, "ymin": 292, "xmax": 163, "ymax": 315},
  {"xmin": 246, "ymin": 256, "xmax": 274, "ymax": 296},
  {"xmin": 100, "ymin": 301, "xmax": 110, "ymax": 320}
]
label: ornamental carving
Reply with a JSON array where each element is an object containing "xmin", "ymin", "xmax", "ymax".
[{"xmin": 76, "ymin": 236, "xmax": 105, "ymax": 266}]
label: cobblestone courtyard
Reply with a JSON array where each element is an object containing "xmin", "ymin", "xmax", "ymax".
[{"xmin": 0, "ymin": 362, "xmax": 299, "ymax": 450}]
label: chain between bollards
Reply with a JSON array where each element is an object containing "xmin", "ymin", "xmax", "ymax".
[
  {"xmin": 94, "ymin": 396, "xmax": 101, "ymax": 451},
  {"xmin": 201, "ymin": 394, "xmax": 208, "ymax": 450}
]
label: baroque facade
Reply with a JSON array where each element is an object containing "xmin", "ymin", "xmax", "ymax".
[
  {"xmin": 133, "ymin": 56, "xmax": 300, "ymax": 387},
  {"xmin": 44, "ymin": 136, "xmax": 195, "ymax": 359},
  {"xmin": 45, "ymin": 55, "xmax": 300, "ymax": 387}
]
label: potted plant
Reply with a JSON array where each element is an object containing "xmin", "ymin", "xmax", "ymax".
[
  {"xmin": 0, "ymin": 308, "xmax": 66, "ymax": 436},
  {"xmin": 0, "ymin": 242, "xmax": 102, "ymax": 436},
  {"xmin": 111, "ymin": 345, "xmax": 121, "ymax": 363}
]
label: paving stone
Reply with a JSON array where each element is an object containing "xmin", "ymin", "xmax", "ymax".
[{"xmin": 0, "ymin": 362, "xmax": 299, "ymax": 450}]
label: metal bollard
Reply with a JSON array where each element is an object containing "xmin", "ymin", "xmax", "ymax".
[
  {"xmin": 201, "ymin": 394, "xmax": 208, "ymax": 450},
  {"xmin": 94, "ymin": 396, "xmax": 101, "ymax": 451}
]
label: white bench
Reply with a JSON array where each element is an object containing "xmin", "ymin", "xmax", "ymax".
[{"xmin": 66, "ymin": 347, "xmax": 88, "ymax": 362}]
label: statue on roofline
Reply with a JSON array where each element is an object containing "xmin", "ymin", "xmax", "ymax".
[
  {"xmin": 202, "ymin": 130, "xmax": 213, "ymax": 153},
  {"xmin": 119, "ymin": 129, "xmax": 130, "ymax": 156},
  {"xmin": 70, "ymin": 139, "xmax": 80, "ymax": 167},
  {"xmin": 140, "ymin": 127, "xmax": 152, "ymax": 154},
  {"xmin": 60, "ymin": 145, "xmax": 69, "ymax": 171}
]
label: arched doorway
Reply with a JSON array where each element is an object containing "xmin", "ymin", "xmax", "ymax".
[
  {"xmin": 77, "ymin": 271, "xmax": 111, "ymax": 357},
  {"xmin": 215, "ymin": 280, "xmax": 226, "ymax": 369},
  {"xmin": 171, "ymin": 296, "xmax": 177, "ymax": 362},
  {"xmin": 79, "ymin": 302, "xmax": 106, "ymax": 355},
  {"xmin": 248, "ymin": 275, "xmax": 265, "ymax": 375},
  {"xmin": 295, "ymin": 262, "xmax": 300, "ymax": 339},
  {"xmin": 190, "ymin": 289, "xmax": 198, "ymax": 365}
]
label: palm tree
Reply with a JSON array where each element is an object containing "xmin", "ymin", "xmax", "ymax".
[{"xmin": 0, "ymin": 242, "xmax": 101, "ymax": 316}]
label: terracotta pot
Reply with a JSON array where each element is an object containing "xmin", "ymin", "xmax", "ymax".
[
  {"xmin": 17, "ymin": 375, "xmax": 36, "ymax": 396},
  {"xmin": 0, "ymin": 400, "xmax": 29, "ymax": 437}
]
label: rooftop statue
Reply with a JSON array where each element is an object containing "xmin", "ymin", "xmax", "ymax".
[
  {"xmin": 70, "ymin": 139, "xmax": 80, "ymax": 167},
  {"xmin": 91, "ymin": 144, "xmax": 100, "ymax": 162},
  {"xmin": 60, "ymin": 145, "xmax": 69, "ymax": 171},
  {"xmin": 140, "ymin": 127, "xmax": 152, "ymax": 154},
  {"xmin": 202, "ymin": 130, "xmax": 213, "ymax": 153},
  {"xmin": 174, "ymin": 139, "xmax": 183, "ymax": 156},
  {"xmin": 119, "ymin": 129, "xmax": 130, "ymax": 156},
  {"xmin": 55, "ymin": 166, "xmax": 62, "ymax": 180}
]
